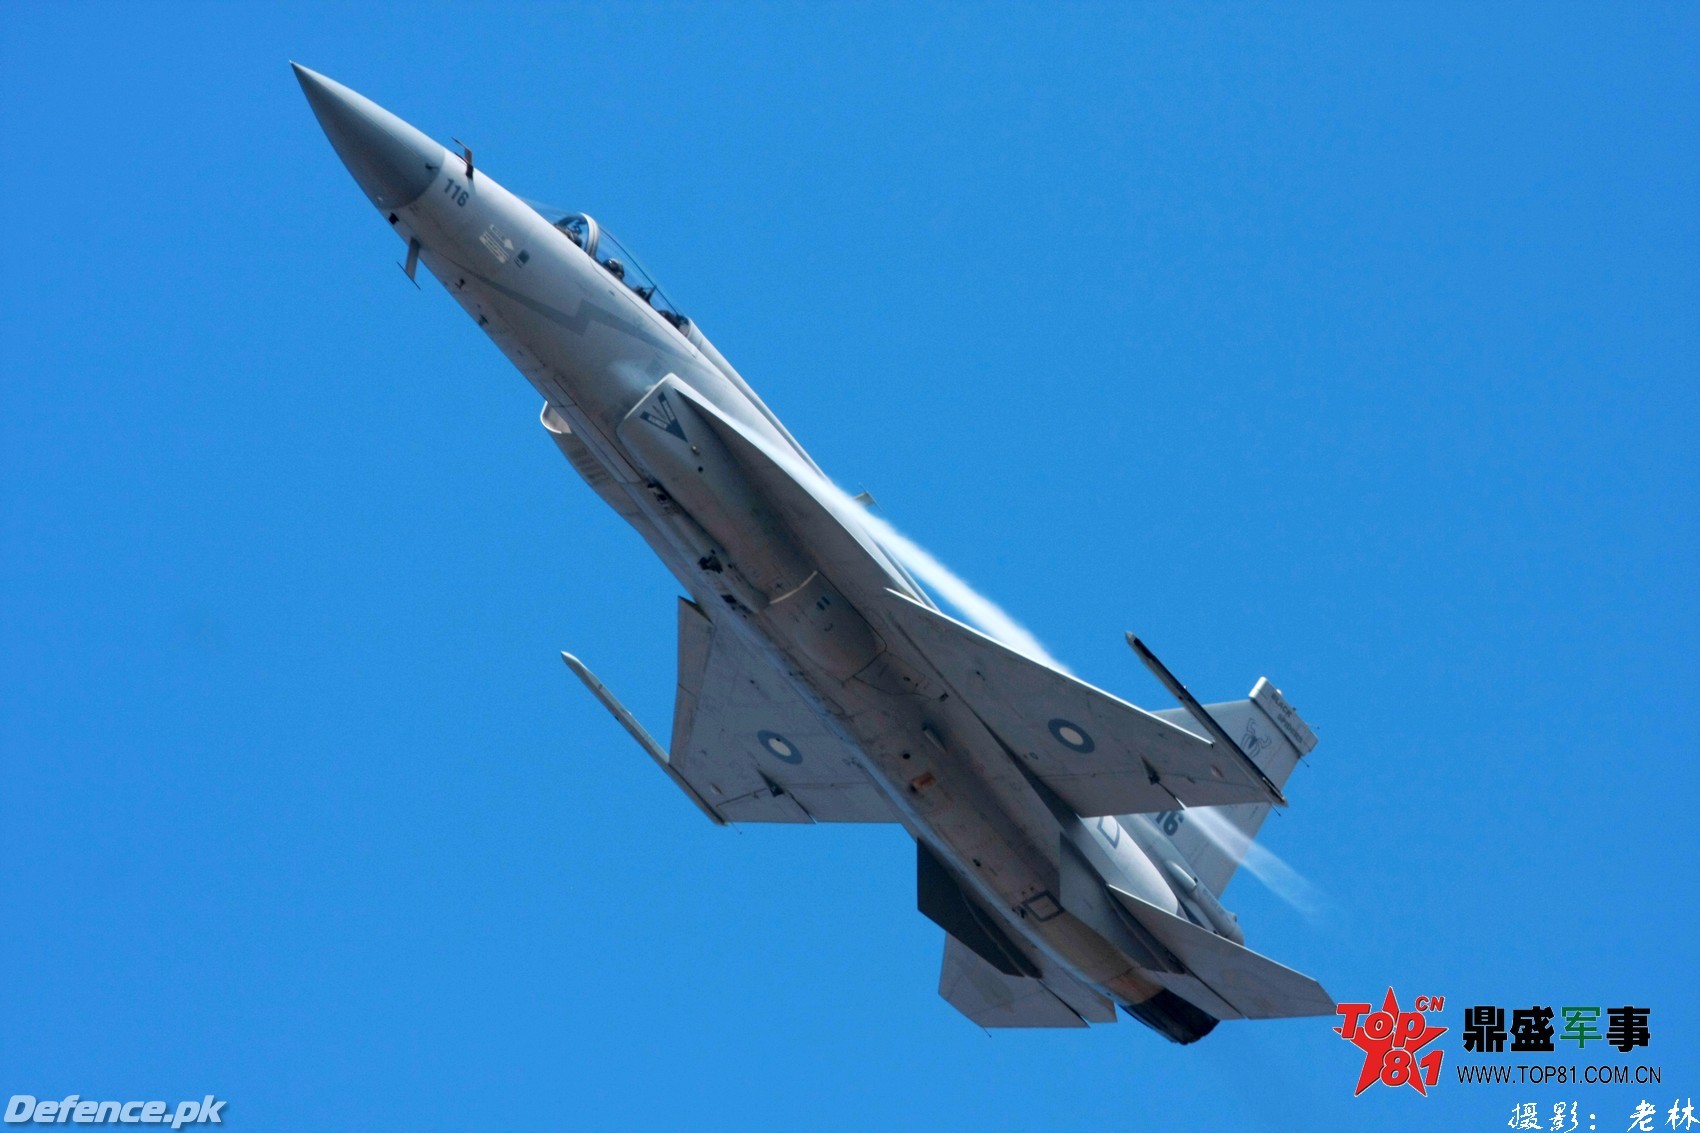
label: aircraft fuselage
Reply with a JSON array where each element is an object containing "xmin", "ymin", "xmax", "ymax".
[{"xmin": 296, "ymin": 65, "xmax": 1261, "ymax": 1038}]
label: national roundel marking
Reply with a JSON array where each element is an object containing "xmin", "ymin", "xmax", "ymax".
[
  {"xmin": 1047, "ymin": 718, "xmax": 1095, "ymax": 753},
  {"xmin": 758, "ymin": 730, "xmax": 802, "ymax": 764}
]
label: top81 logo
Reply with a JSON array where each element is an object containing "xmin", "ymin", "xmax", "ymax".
[{"xmin": 1336, "ymin": 989, "xmax": 1449, "ymax": 1096}]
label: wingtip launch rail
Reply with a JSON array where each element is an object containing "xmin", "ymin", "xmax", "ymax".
[
  {"xmin": 560, "ymin": 651, "xmax": 727, "ymax": 826},
  {"xmin": 1125, "ymin": 634, "xmax": 1287, "ymax": 807}
]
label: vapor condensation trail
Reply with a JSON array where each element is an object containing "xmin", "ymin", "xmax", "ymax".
[
  {"xmin": 744, "ymin": 433, "xmax": 1070, "ymax": 673},
  {"xmin": 845, "ymin": 508, "xmax": 1070, "ymax": 675},
  {"xmin": 1185, "ymin": 807, "xmax": 1325, "ymax": 918}
]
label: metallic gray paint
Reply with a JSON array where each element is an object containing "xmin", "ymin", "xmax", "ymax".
[
  {"xmin": 293, "ymin": 64, "xmax": 440, "ymax": 212},
  {"xmin": 295, "ymin": 65, "xmax": 1334, "ymax": 1039}
]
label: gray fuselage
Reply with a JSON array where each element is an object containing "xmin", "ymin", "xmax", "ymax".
[{"xmin": 296, "ymin": 65, "xmax": 1223, "ymax": 1021}]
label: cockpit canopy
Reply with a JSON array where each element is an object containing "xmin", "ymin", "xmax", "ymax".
[{"xmin": 543, "ymin": 209, "xmax": 690, "ymax": 333}]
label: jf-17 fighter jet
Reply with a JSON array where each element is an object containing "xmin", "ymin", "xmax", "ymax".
[{"xmin": 294, "ymin": 63, "xmax": 1333, "ymax": 1043}]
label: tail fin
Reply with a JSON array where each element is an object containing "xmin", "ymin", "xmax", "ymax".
[{"xmin": 1139, "ymin": 679, "xmax": 1318, "ymax": 895}]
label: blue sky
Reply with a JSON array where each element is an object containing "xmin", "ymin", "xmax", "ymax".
[{"xmin": 3, "ymin": 4, "xmax": 1696, "ymax": 1131}]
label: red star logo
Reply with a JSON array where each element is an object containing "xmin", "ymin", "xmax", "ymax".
[{"xmin": 1337, "ymin": 987, "xmax": 1447, "ymax": 1096}]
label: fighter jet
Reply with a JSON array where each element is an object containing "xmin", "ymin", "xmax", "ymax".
[{"xmin": 294, "ymin": 64, "xmax": 1333, "ymax": 1042}]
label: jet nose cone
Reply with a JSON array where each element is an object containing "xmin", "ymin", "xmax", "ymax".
[{"xmin": 292, "ymin": 63, "xmax": 441, "ymax": 212}]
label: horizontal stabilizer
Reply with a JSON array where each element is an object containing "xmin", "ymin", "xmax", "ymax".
[
  {"xmin": 882, "ymin": 591, "xmax": 1279, "ymax": 816},
  {"xmin": 1106, "ymin": 884, "xmax": 1334, "ymax": 1020},
  {"xmin": 938, "ymin": 936, "xmax": 1086, "ymax": 1029}
]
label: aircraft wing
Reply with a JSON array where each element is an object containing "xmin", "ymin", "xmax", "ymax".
[
  {"xmin": 883, "ymin": 592, "xmax": 1280, "ymax": 817},
  {"xmin": 669, "ymin": 598, "xmax": 899, "ymax": 823}
]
